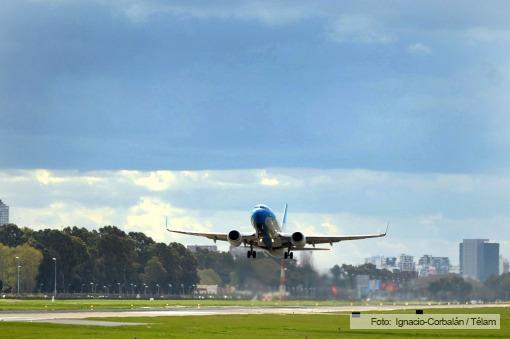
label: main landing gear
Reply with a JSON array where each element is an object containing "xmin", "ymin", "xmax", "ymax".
[
  {"xmin": 284, "ymin": 251, "xmax": 294, "ymax": 260},
  {"xmin": 247, "ymin": 250, "xmax": 257, "ymax": 258}
]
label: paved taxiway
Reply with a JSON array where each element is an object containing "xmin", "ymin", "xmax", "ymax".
[{"xmin": 0, "ymin": 304, "xmax": 508, "ymax": 326}]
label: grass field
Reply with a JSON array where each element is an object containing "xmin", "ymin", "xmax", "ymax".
[
  {"xmin": 0, "ymin": 298, "xmax": 474, "ymax": 311},
  {"xmin": 0, "ymin": 307, "xmax": 508, "ymax": 338},
  {"xmin": 0, "ymin": 308, "xmax": 510, "ymax": 339}
]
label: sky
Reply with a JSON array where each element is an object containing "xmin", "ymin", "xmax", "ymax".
[{"xmin": 1, "ymin": 1, "xmax": 509, "ymax": 270}]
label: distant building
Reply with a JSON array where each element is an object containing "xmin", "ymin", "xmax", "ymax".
[
  {"xmin": 398, "ymin": 254, "xmax": 415, "ymax": 272},
  {"xmin": 449, "ymin": 265, "xmax": 460, "ymax": 274},
  {"xmin": 459, "ymin": 239, "xmax": 499, "ymax": 281},
  {"xmin": 417, "ymin": 255, "xmax": 450, "ymax": 277},
  {"xmin": 355, "ymin": 275, "xmax": 370, "ymax": 299},
  {"xmin": 500, "ymin": 256, "xmax": 509, "ymax": 275},
  {"xmin": 364, "ymin": 256, "xmax": 397, "ymax": 270},
  {"xmin": 196, "ymin": 284, "xmax": 218, "ymax": 295},
  {"xmin": 0, "ymin": 200, "xmax": 8, "ymax": 225},
  {"xmin": 385, "ymin": 257, "xmax": 397, "ymax": 268},
  {"xmin": 365, "ymin": 256, "xmax": 385, "ymax": 269},
  {"xmin": 187, "ymin": 245, "xmax": 218, "ymax": 253}
]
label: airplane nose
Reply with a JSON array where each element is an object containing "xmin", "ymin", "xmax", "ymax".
[{"xmin": 252, "ymin": 209, "xmax": 267, "ymax": 226}]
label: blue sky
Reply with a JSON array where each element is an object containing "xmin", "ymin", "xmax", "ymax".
[{"xmin": 1, "ymin": 1, "xmax": 509, "ymax": 269}]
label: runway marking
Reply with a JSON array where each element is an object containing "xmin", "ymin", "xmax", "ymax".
[{"xmin": 32, "ymin": 319, "xmax": 146, "ymax": 327}]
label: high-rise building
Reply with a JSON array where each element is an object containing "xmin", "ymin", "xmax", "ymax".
[
  {"xmin": 364, "ymin": 256, "xmax": 398, "ymax": 270},
  {"xmin": 417, "ymin": 255, "xmax": 450, "ymax": 276},
  {"xmin": 0, "ymin": 200, "xmax": 9, "ymax": 225},
  {"xmin": 365, "ymin": 256, "xmax": 385, "ymax": 269},
  {"xmin": 398, "ymin": 254, "xmax": 415, "ymax": 272},
  {"xmin": 459, "ymin": 239, "xmax": 499, "ymax": 281},
  {"xmin": 384, "ymin": 257, "xmax": 397, "ymax": 269}
]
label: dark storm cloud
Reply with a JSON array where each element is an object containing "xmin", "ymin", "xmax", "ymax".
[{"xmin": 1, "ymin": 1, "xmax": 509, "ymax": 172}]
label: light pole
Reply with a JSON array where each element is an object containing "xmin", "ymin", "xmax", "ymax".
[
  {"xmin": 156, "ymin": 283, "xmax": 160, "ymax": 297},
  {"xmin": 17, "ymin": 265, "xmax": 22, "ymax": 295},
  {"xmin": 52, "ymin": 257, "xmax": 57, "ymax": 297},
  {"xmin": 15, "ymin": 256, "xmax": 20, "ymax": 295},
  {"xmin": 168, "ymin": 283, "xmax": 172, "ymax": 296},
  {"xmin": 117, "ymin": 282, "xmax": 121, "ymax": 296}
]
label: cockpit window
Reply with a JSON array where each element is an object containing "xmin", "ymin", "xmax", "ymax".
[{"xmin": 254, "ymin": 204, "xmax": 268, "ymax": 210}]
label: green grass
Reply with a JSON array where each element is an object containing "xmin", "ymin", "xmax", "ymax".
[
  {"xmin": 0, "ymin": 298, "xmax": 467, "ymax": 311},
  {"xmin": 0, "ymin": 307, "xmax": 508, "ymax": 338}
]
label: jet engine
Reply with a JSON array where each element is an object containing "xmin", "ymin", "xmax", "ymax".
[
  {"xmin": 228, "ymin": 230, "xmax": 243, "ymax": 247},
  {"xmin": 291, "ymin": 232, "xmax": 306, "ymax": 248}
]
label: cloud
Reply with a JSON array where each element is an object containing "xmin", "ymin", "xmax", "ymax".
[
  {"xmin": 407, "ymin": 42, "xmax": 431, "ymax": 55},
  {"xmin": 259, "ymin": 170, "xmax": 279, "ymax": 186},
  {"xmin": 465, "ymin": 27, "xmax": 510, "ymax": 44},
  {"xmin": 124, "ymin": 196, "xmax": 210, "ymax": 241},
  {"xmin": 2, "ymin": 168, "xmax": 510, "ymax": 270},
  {"xmin": 120, "ymin": 170, "xmax": 175, "ymax": 191},
  {"xmin": 2, "ymin": 2, "xmax": 510, "ymax": 173},
  {"xmin": 327, "ymin": 15, "xmax": 395, "ymax": 44},
  {"xmin": 107, "ymin": 0, "xmax": 312, "ymax": 25},
  {"xmin": 14, "ymin": 202, "xmax": 116, "ymax": 229}
]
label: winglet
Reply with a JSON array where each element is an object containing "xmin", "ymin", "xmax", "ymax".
[
  {"xmin": 165, "ymin": 216, "xmax": 171, "ymax": 232},
  {"xmin": 281, "ymin": 203, "xmax": 288, "ymax": 230},
  {"xmin": 384, "ymin": 223, "xmax": 389, "ymax": 236}
]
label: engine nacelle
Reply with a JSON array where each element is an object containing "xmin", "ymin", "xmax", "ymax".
[
  {"xmin": 291, "ymin": 232, "xmax": 306, "ymax": 248},
  {"xmin": 228, "ymin": 230, "xmax": 242, "ymax": 247}
]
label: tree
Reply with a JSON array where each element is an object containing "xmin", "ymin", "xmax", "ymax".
[
  {"xmin": 95, "ymin": 226, "xmax": 137, "ymax": 285},
  {"xmin": 485, "ymin": 273, "xmax": 510, "ymax": 300},
  {"xmin": 141, "ymin": 256, "xmax": 167, "ymax": 285},
  {"xmin": 229, "ymin": 271, "xmax": 239, "ymax": 286},
  {"xmin": 168, "ymin": 243, "xmax": 199, "ymax": 286},
  {"xmin": 198, "ymin": 268, "xmax": 222, "ymax": 285},
  {"xmin": 129, "ymin": 232, "xmax": 155, "ymax": 265},
  {"xmin": 0, "ymin": 224, "xmax": 26, "ymax": 247},
  {"xmin": 428, "ymin": 275, "xmax": 473, "ymax": 301},
  {"xmin": 194, "ymin": 248, "xmax": 235, "ymax": 286},
  {"xmin": 0, "ymin": 243, "xmax": 43, "ymax": 292},
  {"xmin": 330, "ymin": 264, "xmax": 342, "ymax": 286},
  {"xmin": 32, "ymin": 229, "xmax": 92, "ymax": 293}
]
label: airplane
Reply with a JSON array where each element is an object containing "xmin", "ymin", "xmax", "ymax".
[{"xmin": 167, "ymin": 204, "xmax": 388, "ymax": 259}]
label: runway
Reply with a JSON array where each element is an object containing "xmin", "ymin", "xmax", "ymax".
[{"xmin": 0, "ymin": 304, "xmax": 508, "ymax": 326}]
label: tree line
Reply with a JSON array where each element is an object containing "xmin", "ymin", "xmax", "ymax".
[
  {"xmin": 0, "ymin": 223, "xmax": 509, "ymax": 301},
  {"xmin": 0, "ymin": 224, "xmax": 198, "ymax": 294}
]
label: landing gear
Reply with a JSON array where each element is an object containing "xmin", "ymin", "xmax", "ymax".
[
  {"xmin": 247, "ymin": 247, "xmax": 257, "ymax": 259},
  {"xmin": 284, "ymin": 251, "xmax": 294, "ymax": 259}
]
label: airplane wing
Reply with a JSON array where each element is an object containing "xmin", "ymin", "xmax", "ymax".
[
  {"xmin": 305, "ymin": 225, "xmax": 388, "ymax": 245},
  {"xmin": 167, "ymin": 229, "xmax": 257, "ymax": 243}
]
